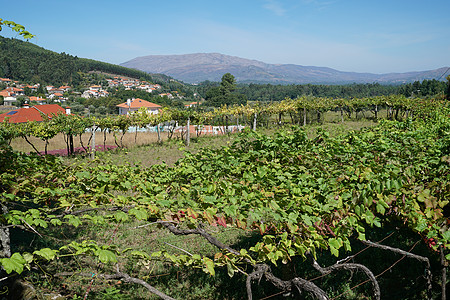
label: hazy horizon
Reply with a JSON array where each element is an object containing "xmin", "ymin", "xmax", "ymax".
[{"xmin": 2, "ymin": 0, "xmax": 449, "ymax": 74}]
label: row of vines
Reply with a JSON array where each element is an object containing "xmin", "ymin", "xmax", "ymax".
[
  {"xmin": 1, "ymin": 95, "xmax": 441, "ymax": 155},
  {"xmin": 0, "ymin": 96, "xmax": 449, "ymax": 299}
]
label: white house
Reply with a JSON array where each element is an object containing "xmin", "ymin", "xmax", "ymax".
[{"xmin": 116, "ymin": 98, "xmax": 162, "ymax": 115}]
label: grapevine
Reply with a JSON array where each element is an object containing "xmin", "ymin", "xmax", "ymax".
[{"xmin": 0, "ymin": 96, "xmax": 449, "ymax": 299}]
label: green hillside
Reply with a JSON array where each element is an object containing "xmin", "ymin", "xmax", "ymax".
[{"xmin": 0, "ymin": 36, "xmax": 157, "ymax": 86}]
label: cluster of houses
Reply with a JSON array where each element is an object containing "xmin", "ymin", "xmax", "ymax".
[
  {"xmin": 0, "ymin": 74, "xmax": 191, "ymax": 109},
  {"xmin": 0, "ymin": 78, "xmax": 72, "ymax": 105},
  {"xmin": 0, "ymin": 74, "xmax": 205, "ymax": 126},
  {"xmin": 0, "ymin": 75, "xmax": 168, "ymax": 105},
  {"xmin": 0, "ymin": 97, "xmax": 205, "ymax": 124},
  {"xmin": 0, "ymin": 100, "xmax": 240, "ymax": 139},
  {"xmin": 46, "ymin": 85, "xmax": 71, "ymax": 102},
  {"xmin": 106, "ymin": 77, "xmax": 185, "ymax": 100},
  {"xmin": 0, "ymin": 97, "xmax": 161, "ymax": 123},
  {"xmin": 106, "ymin": 76, "xmax": 162, "ymax": 93},
  {"xmin": 81, "ymin": 85, "xmax": 109, "ymax": 99}
]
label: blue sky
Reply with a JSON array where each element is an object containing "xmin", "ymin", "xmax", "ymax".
[{"xmin": 1, "ymin": 0, "xmax": 449, "ymax": 74}]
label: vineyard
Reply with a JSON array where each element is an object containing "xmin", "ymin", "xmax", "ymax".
[
  {"xmin": 0, "ymin": 95, "xmax": 449, "ymax": 299},
  {"xmin": 0, "ymin": 95, "xmax": 440, "ymax": 155}
]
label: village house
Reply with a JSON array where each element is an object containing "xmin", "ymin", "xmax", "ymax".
[
  {"xmin": 8, "ymin": 87, "xmax": 24, "ymax": 95},
  {"xmin": 0, "ymin": 87, "xmax": 25, "ymax": 106},
  {"xmin": 50, "ymin": 89, "xmax": 64, "ymax": 95},
  {"xmin": 59, "ymin": 85, "xmax": 71, "ymax": 92},
  {"xmin": 24, "ymin": 84, "xmax": 39, "ymax": 93},
  {"xmin": 0, "ymin": 78, "xmax": 12, "ymax": 85},
  {"xmin": 0, "ymin": 104, "xmax": 68, "ymax": 123},
  {"xmin": 107, "ymin": 79, "xmax": 120, "ymax": 87},
  {"xmin": 81, "ymin": 85, "xmax": 109, "ymax": 98},
  {"xmin": 28, "ymin": 96, "xmax": 47, "ymax": 104},
  {"xmin": 48, "ymin": 92, "xmax": 65, "ymax": 102},
  {"xmin": 116, "ymin": 98, "xmax": 162, "ymax": 115},
  {"xmin": 137, "ymin": 84, "xmax": 154, "ymax": 93},
  {"xmin": 159, "ymin": 93, "xmax": 174, "ymax": 99},
  {"xmin": 184, "ymin": 101, "xmax": 202, "ymax": 108}
]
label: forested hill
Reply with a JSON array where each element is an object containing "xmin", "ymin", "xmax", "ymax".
[{"xmin": 0, "ymin": 36, "xmax": 161, "ymax": 86}]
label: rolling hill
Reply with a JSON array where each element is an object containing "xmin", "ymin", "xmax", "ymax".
[{"xmin": 121, "ymin": 53, "xmax": 449, "ymax": 85}]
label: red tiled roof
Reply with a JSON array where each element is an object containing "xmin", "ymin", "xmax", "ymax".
[
  {"xmin": 0, "ymin": 104, "xmax": 65, "ymax": 123},
  {"xmin": 0, "ymin": 90, "xmax": 11, "ymax": 97},
  {"xmin": 29, "ymin": 96, "xmax": 46, "ymax": 102},
  {"xmin": 116, "ymin": 98, "xmax": 162, "ymax": 109}
]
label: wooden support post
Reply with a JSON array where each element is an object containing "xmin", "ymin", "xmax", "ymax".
[
  {"xmin": 91, "ymin": 123, "xmax": 95, "ymax": 160},
  {"xmin": 157, "ymin": 123, "xmax": 161, "ymax": 143},
  {"xmin": 303, "ymin": 107, "xmax": 307, "ymax": 126},
  {"xmin": 186, "ymin": 118, "xmax": 190, "ymax": 146}
]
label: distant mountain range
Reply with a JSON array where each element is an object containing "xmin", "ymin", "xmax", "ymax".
[{"xmin": 120, "ymin": 53, "xmax": 448, "ymax": 85}]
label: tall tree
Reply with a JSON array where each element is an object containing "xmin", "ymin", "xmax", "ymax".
[
  {"xmin": 220, "ymin": 72, "xmax": 236, "ymax": 95},
  {"xmin": 205, "ymin": 73, "xmax": 247, "ymax": 107}
]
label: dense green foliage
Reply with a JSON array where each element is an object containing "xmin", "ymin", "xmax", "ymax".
[
  {"xmin": 204, "ymin": 73, "xmax": 248, "ymax": 107},
  {"xmin": 197, "ymin": 79, "xmax": 447, "ymax": 102},
  {"xmin": 0, "ymin": 96, "xmax": 448, "ymax": 299},
  {"xmin": 0, "ymin": 36, "xmax": 155, "ymax": 86},
  {"xmin": 398, "ymin": 79, "xmax": 447, "ymax": 98}
]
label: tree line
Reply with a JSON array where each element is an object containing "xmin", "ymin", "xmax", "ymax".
[{"xmin": 197, "ymin": 78, "xmax": 448, "ymax": 104}]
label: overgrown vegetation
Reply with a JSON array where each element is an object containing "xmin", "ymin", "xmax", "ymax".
[{"xmin": 0, "ymin": 96, "xmax": 449, "ymax": 299}]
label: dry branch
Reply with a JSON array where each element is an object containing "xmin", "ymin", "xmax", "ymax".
[
  {"xmin": 309, "ymin": 254, "xmax": 380, "ymax": 300},
  {"xmin": 246, "ymin": 264, "xmax": 328, "ymax": 300},
  {"xmin": 55, "ymin": 271, "xmax": 176, "ymax": 300},
  {"xmin": 360, "ymin": 239, "xmax": 432, "ymax": 298},
  {"xmin": 160, "ymin": 221, "xmax": 240, "ymax": 256}
]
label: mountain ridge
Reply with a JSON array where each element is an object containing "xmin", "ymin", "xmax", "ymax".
[{"xmin": 120, "ymin": 53, "xmax": 449, "ymax": 85}]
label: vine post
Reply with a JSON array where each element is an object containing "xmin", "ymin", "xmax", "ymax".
[
  {"xmin": 91, "ymin": 122, "xmax": 96, "ymax": 160},
  {"xmin": 157, "ymin": 123, "xmax": 161, "ymax": 143},
  {"xmin": 303, "ymin": 106, "xmax": 307, "ymax": 126},
  {"xmin": 186, "ymin": 117, "xmax": 190, "ymax": 146}
]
